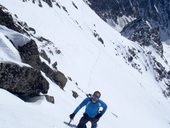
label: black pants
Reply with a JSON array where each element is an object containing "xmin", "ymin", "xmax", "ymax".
[{"xmin": 77, "ymin": 113, "xmax": 99, "ymax": 128}]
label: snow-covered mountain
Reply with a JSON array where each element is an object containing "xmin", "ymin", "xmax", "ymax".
[
  {"xmin": 87, "ymin": 0, "xmax": 170, "ymax": 54},
  {"xmin": 87, "ymin": 0, "xmax": 170, "ymax": 36},
  {"xmin": 0, "ymin": 0, "xmax": 170, "ymax": 128}
]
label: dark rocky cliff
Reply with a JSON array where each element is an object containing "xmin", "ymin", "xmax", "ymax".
[
  {"xmin": 87, "ymin": 0, "xmax": 170, "ymax": 52},
  {"xmin": 87, "ymin": 0, "xmax": 170, "ymax": 32}
]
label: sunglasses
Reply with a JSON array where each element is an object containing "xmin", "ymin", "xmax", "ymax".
[{"xmin": 92, "ymin": 94, "xmax": 100, "ymax": 100}]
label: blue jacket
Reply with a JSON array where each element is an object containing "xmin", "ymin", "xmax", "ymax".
[{"xmin": 73, "ymin": 97, "xmax": 107, "ymax": 118}]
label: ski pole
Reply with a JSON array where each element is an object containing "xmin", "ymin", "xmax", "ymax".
[{"xmin": 111, "ymin": 112, "xmax": 118, "ymax": 118}]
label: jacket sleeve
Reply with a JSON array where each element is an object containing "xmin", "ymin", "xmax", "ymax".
[
  {"xmin": 73, "ymin": 97, "xmax": 90, "ymax": 114},
  {"xmin": 99, "ymin": 100, "xmax": 107, "ymax": 115}
]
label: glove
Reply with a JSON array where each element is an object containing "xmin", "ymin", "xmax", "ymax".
[
  {"xmin": 69, "ymin": 113, "xmax": 76, "ymax": 120},
  {"xmin": 95, "ymin": 113, "xmax": 102, "ymax": 119}
]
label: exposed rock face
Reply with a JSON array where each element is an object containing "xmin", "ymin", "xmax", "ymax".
[
  {"xmin": 42, "ymin": 0, "xmax": 53, "ymax": 7},
  {"xmin": 18, "ymin": 39, "xmax": 42, "ymax": 69},
  {"xmin": 0, "ymin": 5, "xmax": 67, "ymax": 100},
  {"xmin": 23, "ymin": 0, "xmax": 53, "ymax": 7},
  {"xmin": 40, "ymin": 62, "xmax": 67, "ymax": 89},
  {"xmin": 0, "ymin": 63, "xmax": 49, "ymax": 96},
  {"xmin": 0, "ymin": 5, "xmax": 19, "ymax": 32},
  {"xmin": 40, "ymin": 50, "xmax": 51, "ymax": 64},
  {"xmin": 0, "ymin": 5, "xmax": 35, "ymax": 35},
  {"xmin": 72, "ymin": 90, "xmax": 78, "ymax": 99},
  {"xmin": 87, "ymin": 0, "xmax": 170, "ymax": 50},
  {"xmin": 88, "ymin": 0, "xmax": 170, "ymax": 31},
  {"xmin": 45, "ymin": 95, "xmax": 55, "ymax": 104},
  {"xmin": 121, "ymin": 18, "xmax": 163, "ymax": 55},
  {"xmin": 18, "ymin": 40, "xmax": 67, "ymax": 89}
]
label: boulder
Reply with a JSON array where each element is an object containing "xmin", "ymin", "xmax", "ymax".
[
  {"xmin": 72, "ymin": 91, "xmax": 78, "ymax": 99},
  {"xmin": 0, "ymin": 63, "xmax": 49, "ymax": 96},
  {"xmin": 18, "ymin": 39, "xmax": 67, "ymax": 89},
  {"xmin": 45, "ymin": 95, "xmax": 55, "ymax": 104},
  {"xmin": 40, "ymin": 62, "xmax": 67, "ymax": 89}
]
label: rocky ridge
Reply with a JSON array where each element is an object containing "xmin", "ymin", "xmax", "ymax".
[{"xmin": 0, "ymin": 5, "xmax": 67, "ymax": 101}]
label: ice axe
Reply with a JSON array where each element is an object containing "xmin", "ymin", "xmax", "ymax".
[
  {"xmin": 64, "ymin": 119, "xmax": 77, "ymax": 128},
  {"xmin": 68, "ymin": 119, "xmax": 72, "ymax": 125},
  {"xmin": 63, "ymin": 119, "xmax": 72, "ymax": 126}
]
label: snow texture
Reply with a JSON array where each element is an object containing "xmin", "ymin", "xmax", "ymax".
[{"xmin": 0, "ymin": 0, "xmax": 170, "ymax": 128}]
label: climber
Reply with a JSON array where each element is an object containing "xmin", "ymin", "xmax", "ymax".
[{"xmin": 69, "ymin": 91, "xmax": 107, "ymax": 128}]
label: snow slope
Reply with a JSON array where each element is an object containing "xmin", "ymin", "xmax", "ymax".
[
  {"xmin": 0, "ymin": 0, "xmax": 170, "ymax": 128},
  {"xmin": 0, "ymin": 25, "xmax": 31, "ymax": 66},
  {"xmin": 0, "ymin": 32, "xmax": 21, "ymax": 63}
]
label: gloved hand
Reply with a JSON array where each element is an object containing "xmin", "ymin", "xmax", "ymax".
[
  {"xmin": 69, "ymin": 113, "xmax": 76, "ymax": 120},
  {"xmin": 95, "ymin": 113, "xmax": 102, "ymax": 119}
]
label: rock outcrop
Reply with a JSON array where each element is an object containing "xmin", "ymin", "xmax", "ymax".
[
  {"xmin": 18, "ymin": 40, "xmax": 67, "ymax": 89},
  {"xmin": 0, "ymin": 63, "xmax": 49, "ymax": 96},
  {"xmin": 121, "ymin": 18, "xmax": 163, "ymax": 55},
  {"xmin": 0, "ymin": 4, "xmax": 67, "ymax": 100},
  {"xmin": 87, "ymin": 0, "xmax": 170, "ymax": 47}
]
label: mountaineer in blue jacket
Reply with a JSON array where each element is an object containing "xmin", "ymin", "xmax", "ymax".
[{"xmin": 69, "ymin": 91, "xmax": 107, "ymax": 128}]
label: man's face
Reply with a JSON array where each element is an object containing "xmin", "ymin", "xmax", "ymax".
[{"xmin": 92, "ymin": 92, "xmax": 100, "ymax": 103}]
